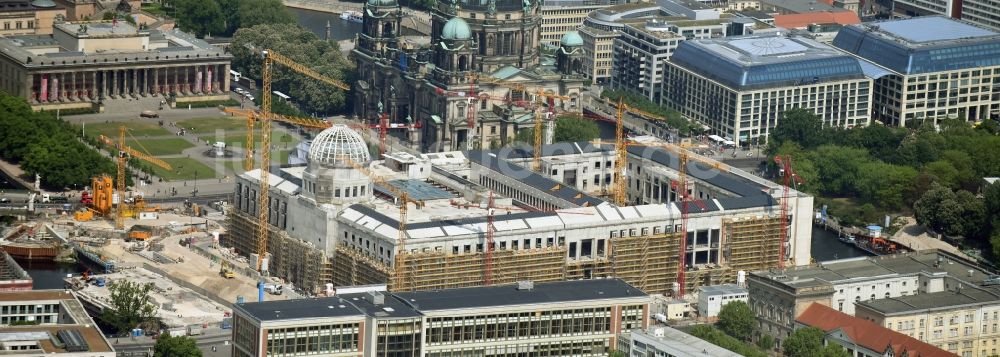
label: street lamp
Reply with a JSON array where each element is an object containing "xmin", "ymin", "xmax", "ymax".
[{"xmin": 193, "ymin": 170, "xmax": 198, "ymax": 197}]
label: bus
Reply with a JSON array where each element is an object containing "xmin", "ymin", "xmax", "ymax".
[
  {"xmin": 229, "ymin": 70, "xmax": 241, "ymax": 83},
  {"xmin": 272, "ymin": 91, "xmax": 291, "ymax": 102}
]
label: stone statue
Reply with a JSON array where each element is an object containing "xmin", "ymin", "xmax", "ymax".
[
  {"xmin": 390, "ymin": 84, "xmax": 396, "ymax": 99},
  {"xmin": 488, "ymin": 0, "xmax": 496, "ymax": 15},
  {"xmin": 450, "ymin": 0, "xmax": 459, "ymax": 14},
  {"xmin": 522, "ymin": 0, "xmax": 531, "ymax": 14},
  {"xmin": 378, "ymin": 100, "xmax": 384, "ymax": 114}
]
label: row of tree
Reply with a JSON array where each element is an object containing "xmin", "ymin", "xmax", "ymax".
[
  {"xmin": 713, "ymin": 301, "xmax": 849, "ymax": 357},
  {"xmin": 170, "ymin": 0, "xmax": 294, "ymax": 38},
  {"xmin": 768, "ymin": 109, "xmax": 1000, "ymax": 247},
  {"xmin": 231, "ymin": 23, "xmax": 355, "ymax": 116},
  {"xmin": 600, "ymin": 89, "xmax": 703, "ymax": 136},
  {"xmin": 0, "ymin": 93, "xmax": 119, "ymax": 190},
  {"xmin": 512, "ymin": 115, "xmax": 601, "ymax": 146}
]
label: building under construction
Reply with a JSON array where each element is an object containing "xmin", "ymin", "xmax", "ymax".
[{"xmin": 225, "ymin": 126, "xmax": 812, "ymax": 296}]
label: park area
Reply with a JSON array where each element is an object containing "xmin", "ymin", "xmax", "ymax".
[{"xmin": 76, "ymin": 116, "xmax": 299, "ymax": 182}]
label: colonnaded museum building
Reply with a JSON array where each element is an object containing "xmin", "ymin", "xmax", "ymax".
[{"xmin": 0, "ymin": 20, "xmax": 231, "ymax": 111}]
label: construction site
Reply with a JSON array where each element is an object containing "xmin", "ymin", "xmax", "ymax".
[
  {"xmin": 203, "ymin": 47, "xmax": 813, "ymax": 299},
  {"xmin": 221, "ymin": 87, "xmax": 813, "ymax": 299}
]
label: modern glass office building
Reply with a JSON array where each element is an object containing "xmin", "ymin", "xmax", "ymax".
[
  {"xmin": 833, "ymin": 16, "xmax": 1000, "ymax": 126},
  {"xmin": 662, "ymin": 33, "xmax": 873, "ymax": 145}
]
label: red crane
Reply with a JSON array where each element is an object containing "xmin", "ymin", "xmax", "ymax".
[
  {"xmin": 374, "ymin": 112, "xmax": 420, "ymax": 156},
  {"xmin": 773, "ymin": 155, "xmax": 803, "ymax": 269},
  {"xmin": 672, "ymin": 177, "xmax": 707, "ymax": 297}
]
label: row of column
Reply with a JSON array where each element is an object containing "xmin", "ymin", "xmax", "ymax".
[{"xmin": 31, "ymin": 64, "xmax": 230, "ymax": 103}]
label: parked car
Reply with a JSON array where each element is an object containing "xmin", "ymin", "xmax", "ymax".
[
  {"xmin": 140, "ymin": 110, "xmax": 159, "ymax": 118},
  {"xmin": 245, "ymin": 94, "xmax": 255, "ymax": 102}
]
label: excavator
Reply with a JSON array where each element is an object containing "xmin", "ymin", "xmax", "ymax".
[{"xmin": 219, "ymin": 261, "xmax": 236, "ymax": 279}]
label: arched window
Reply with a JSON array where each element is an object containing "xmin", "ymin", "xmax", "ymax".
[{"xmin": 458, "ymin": 55, "xmax": 468, "ymax": 71}]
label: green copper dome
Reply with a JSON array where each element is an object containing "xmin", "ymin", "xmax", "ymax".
[
  {"xmin": 367, "ymin": 0, "xmax": 397, "ymax": 6},
  {"xmin": 441, "ymin": 17, "xmax": 472, "ymax": 40},
  {"xmin": 560, "ymin": 30, "xmax": 583, "ymax": 47}
]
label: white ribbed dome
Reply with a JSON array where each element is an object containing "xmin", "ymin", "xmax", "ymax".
[{"xmin": 308, "ymin": 125, "xmax": 370, "ymax": 166}]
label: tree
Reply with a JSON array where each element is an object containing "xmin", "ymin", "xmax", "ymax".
[
  {"xmin": 153, "ymin": 334, "xmax": 202, "ymax": 357},
  {"xmin": 235, "ymin": 0, "xmax": 295, "ymax": 31},
  {"xmin": 986, "ymin": 183, "xmax": 1000, "ymax": 226},
  {"xmin": 769, "ymin": 108, "xmax": 823, "ymax": 151},
  {"xmin": 809, "ymin": 145, "xmax": 870, "ymax": 196},
  {"xmin": 101, "ymin": 280, "xmax": 158, "ymax": 333},
  {"xmin": 856, "ymin": 162, "xmax": 917, "ymax": 210},
  {"xmin": 913, "ymin": 183, "xmax": 986, "ymax": 238},
  {"xmin": 716, "ymin": 301, "xmax": 756, "ymax": 340},
  {"xmin": 756, "ymin": 334, "xmax": 774, "ymax": 350},
  {"xmin": 783, "ymin": 327, "xmax": 842, "ymax": 357},
  {"xmin": 231, "ymin": 23, "xmax": 354, "ymax": 115},
  {"xmin": 554, "ymin": 116, "xmax": 600, "ymax": 143},
  {"xmin": 173, "ymin": 0, "xmax": 224, "ymax": 37}
]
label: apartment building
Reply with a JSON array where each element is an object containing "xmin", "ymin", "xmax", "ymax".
[
  {"xmin": 890, "ymin": 0, "xmax": 1000, "ymax": 32},
  {"xmin": 748, "ymin": 250, "xmax": 989, "ymax": 343},
  {"xmin": 541, "ymin": 0, "xmax": 624, "ymax": 47},
  {"xmin": 797, "ymin": 303, "xmax": 955, "ymax": 357},
  {"xmin": 231, "ymin": 279, "xmax": 650, "ymax": 357},
  {"xmin": 832, "ymin": 16, "xmax": 1000, "ymax": 126},
  {"xmin": 0, "ymin": 290, "xmax": 114, "ymax": 357},
  {"xmin": 856, "ymin": 288, "xmax": 1000, "ymax": 357},
  {"xmin": 663, "ymin": 33, "xmax": 873, "ymax": 145}
]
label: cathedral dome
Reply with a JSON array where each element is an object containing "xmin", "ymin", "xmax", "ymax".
[
  {"xmin": 560, "ymin": 31, "xmax": 583, "ymax": 47},
  {"xmin": 307, "ymin": 125, "xmax": 370, "ymax": 167},
  {"xmin": 441, "ymin": 17, "xmax": 472, "ymax": 40},
  {"xmin": 30, "ymin": 0, "xmax": 56, "ymax": 7}
]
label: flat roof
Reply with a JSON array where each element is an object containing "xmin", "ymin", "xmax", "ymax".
[
  {"xmin": 632, "ymin": 327, "xmax": 744, "ymax": 357},
  {"xmin": 670, "ymin": 33, "xmax": 867, "ymax": 89},
  {"xmin": 857, "ymin": 288, "xmax": 1000, "ymax": 315},
  {"xmin": 394, "ymin": 279, "xmax": 647, "ymax": 311},
  {"xmin": 761, "ymin": 0, "xmax": 846, "ymax": 13},
  {"xmin": 753, "ymin": 250, "xmax": 998, "ymax": 290},
  {"xmin": 0, "ymin": 326, "xmax": 112, "ymax": 353},
  {"xmin": 699, "ymin": 284, "xmax": 748, "ymax": 295},
  {"xmin": 234, "ymin": 296, "xmax": 365, "ymax": 322},
  {"xmin": 0, "ymin": 290, "xmax": 74, "ymax": 302},
  {"xmin": 875, "ymin": 16, "xmax": 995, "ymax": 43},
  {"xmin": 57, "ymin": 22, "xmax": 138, "ymax": 37},
  {"xmin": 832, "ymin": 16, "xmax": 1000, "ymax": 74}
]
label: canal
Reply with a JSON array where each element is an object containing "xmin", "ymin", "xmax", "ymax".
[
  {"xmin": 289, "ymin": 7, "xmax": 361, "ymax": 41},
  {"xmin": 811, "ymin": 225, "xmax": 870, "ymax": 262}
]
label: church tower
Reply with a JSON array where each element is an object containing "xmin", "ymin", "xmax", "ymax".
[
  {"xmin": 354, "ymin": 0, "xmax": 406, "ymax": 123},
  {"xmin": 556, "ymin": 30, "xmax": 585, "ymax": 76}
]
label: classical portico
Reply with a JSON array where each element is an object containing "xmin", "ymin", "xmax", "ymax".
[{"xmin": 0, "ymin": 20, "xmax": 232, "ymax": 109}]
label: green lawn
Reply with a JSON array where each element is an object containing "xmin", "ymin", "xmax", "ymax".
[
  {"xmin": 124, "ymin": 138, "xmax": 194, "ymax": 156},
  {"xmin": 140, "ymin": 3, "xmax": 171, "ymax": 17},
  {"xmin": 198, "ymin": 131, "xmax": 293, "ymax": 150},
  {"xmin": 277, "ymin": 150, "xmax": 293, "ymax": 165},
  {"xmin": 177, "ymin": 117, "xmax": 255, "ymax": 133},
  {"xmin": 82, "ymin": 121, "xmax": 170, "ymax": 138},
  {"xmin": 151, "ymin": 158, "xmax": 219, "ymax": 181}
]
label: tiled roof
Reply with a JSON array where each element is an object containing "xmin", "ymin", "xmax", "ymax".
[
  {"xmin": 796, "ymin": 303, "xmax": 956, "ymax": 357},
  {"xmin": 774, "ymin": 11, "xmax": 860, "ymax": 29}
]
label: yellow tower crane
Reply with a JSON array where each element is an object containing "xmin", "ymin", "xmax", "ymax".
[
  {"xmin": 464, "ymin": 74, "xmax": 571, "ymax": 171},
  {"xmin": 97, "ymin": 126, "xmax": 173, "ymax": 230},
  {"xmin": 247, "ymin": 48, "xmax": 351, "ymax": 273},
  {"xmin": 339, "ymin": 156, "xmax": 425, "ymax": 291}
]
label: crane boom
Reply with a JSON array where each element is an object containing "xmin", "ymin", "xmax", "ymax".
[
  {"xmin": 243, "ymin": 48, "xmax": 353, "ymax": 273},
  {"xmin": 98, "ymin": 127, "xmax": 173, "ymax": 230},
  {"xmin": 266, "ymin": 50, "xmax": 351, "ymax": 91}
]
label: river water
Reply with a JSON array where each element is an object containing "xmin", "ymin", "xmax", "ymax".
[
  {"xmin": 289, "ymin": 7, "xmax": 362, "ymax": 41},
  {"xmin": 811, "ymin": 225, "xmax": 870, "ymax": 262}
]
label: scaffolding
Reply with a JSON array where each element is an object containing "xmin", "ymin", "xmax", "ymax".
[
  {"xmin": 386, "ymin": 247, "xmax": 566, "ymax": 292},
  {"xmin": 226, "ymin": 211, "xmax": 333, "ymax": 292},
  {"xmin": 723, "ymin": 216, "xmax": 784, "ymax": 273},
  {"xmin": 609, "ymin": 233, "xmax": 679, "ymax": 294}
]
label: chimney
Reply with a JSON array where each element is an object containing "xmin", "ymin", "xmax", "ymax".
[
  {"xmin": 517, "ymin": 281, "xmax": 534, "ymax": 291},
  {"xmin": 368, "ymin": 291, "xmax": 385, "ymax": 305}
]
